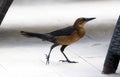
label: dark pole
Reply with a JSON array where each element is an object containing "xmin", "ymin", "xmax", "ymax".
[
  {"xmin": 0, "ymin": 0, "xmax": 13, "ymax": 25},
  {"xmin": 103, "ymin": 16, "xmax": 120, "ymax": 74}
]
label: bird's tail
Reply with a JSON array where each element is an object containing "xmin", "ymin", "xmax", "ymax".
[{"xmin": 20, "ymin": 31, "xmax": 57, "ymax": 43}]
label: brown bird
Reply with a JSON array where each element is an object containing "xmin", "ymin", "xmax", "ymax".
[{"xmin": 20, "ymin": 17, "xmax": 95, "ymax": 64}]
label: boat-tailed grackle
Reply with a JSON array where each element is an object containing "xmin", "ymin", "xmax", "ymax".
[{"xmin": 20, "ymin": 17, "xmax": 96, "ymax": 64}]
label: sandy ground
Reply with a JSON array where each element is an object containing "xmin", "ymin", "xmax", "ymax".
[{"xmin": 0, "ymin": 0, "xmax": 120, "ymax": 77}]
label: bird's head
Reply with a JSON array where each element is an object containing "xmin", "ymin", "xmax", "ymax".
[{"xmin": 74, "ymin": 17, "xmax": 96, "ymax": 28}]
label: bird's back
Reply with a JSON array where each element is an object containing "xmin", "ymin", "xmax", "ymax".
[{"xmin": 47, "ymin": 26, "xmax": 75, "ymax": 36}]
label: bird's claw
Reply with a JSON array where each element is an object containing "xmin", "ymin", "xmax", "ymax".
[
  {"xmin": 59, "ymin": 60, "xmax": 78, "ymax": 63},
  {"xmin": 45, "ymin": 54, "xmax": 50, "ymax": 65}
]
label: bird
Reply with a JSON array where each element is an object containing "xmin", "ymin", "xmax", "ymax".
[{"xmin": 20, "ymin": 17, "xmax": 96, "ymax": 64}]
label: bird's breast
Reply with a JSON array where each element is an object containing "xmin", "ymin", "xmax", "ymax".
[{"xmin": 57, "ymin": 30, "xmax": 85, "ymax": 45}]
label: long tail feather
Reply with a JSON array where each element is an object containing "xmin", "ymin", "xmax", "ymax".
[{"xmin": 20, "ymin": 31, "xmax": 57, "ymax": 43}]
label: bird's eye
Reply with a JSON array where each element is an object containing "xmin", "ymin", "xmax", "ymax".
[{"xmin": 81, "ymin": 18, "xmax": 86, "ymax": 21}]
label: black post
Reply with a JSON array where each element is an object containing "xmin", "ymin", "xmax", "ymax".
[
  {"xmin": 103, "ymin": 16, "xmax": 120, "ymax": 74},
  {"xmin": 0, "ymin": 0, "xmax": 13, "ymax": 25}
]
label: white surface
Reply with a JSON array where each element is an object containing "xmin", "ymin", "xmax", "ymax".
[{"xmin": 0, "ymin": 1, "xmax": 120, "ymax": 77}]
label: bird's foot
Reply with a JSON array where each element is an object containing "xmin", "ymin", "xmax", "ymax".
[
  {"xmin": 59, "ymin": 60, "xmax": 78, "ymax": 63},
  {"xmin": 45, "ymin": 54, "xmax": 50, "ymax": 65}
]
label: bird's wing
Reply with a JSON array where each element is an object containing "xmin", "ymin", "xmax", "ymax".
[{"xmin": 47, "ymin": 26, "xmax": 75, "ymax": 36}]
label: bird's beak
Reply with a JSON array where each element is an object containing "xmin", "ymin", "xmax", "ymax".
[{"xmin": 86, "ymin": 18, "xmax": 96, "ymax": 21}]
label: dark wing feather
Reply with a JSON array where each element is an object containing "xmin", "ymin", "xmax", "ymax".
[{"xmin": 47, "ymin": 26, "xmax": 75, "ymax": 36}]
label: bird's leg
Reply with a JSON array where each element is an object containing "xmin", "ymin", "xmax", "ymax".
[
  {"xmin": 59, "ymin": 45, "xmax": 78, "ymax": 63},
  {"xmin": 46, "ymin": 44, "xmax": 59, "ymax": 64}
]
